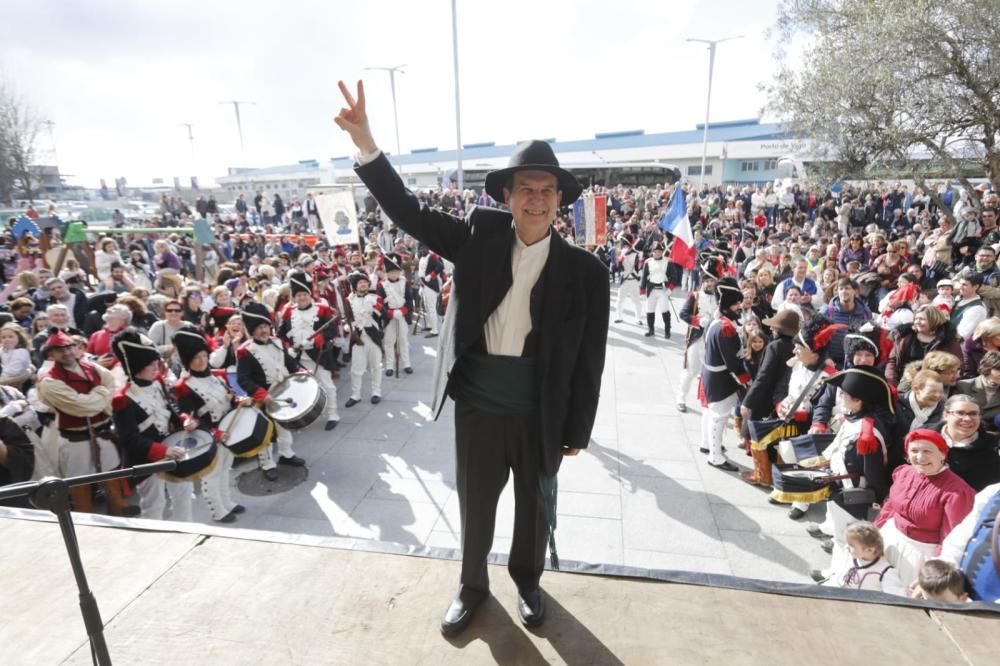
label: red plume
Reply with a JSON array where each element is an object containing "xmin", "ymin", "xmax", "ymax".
[
  {"xmin": 811, "ymin": 324, "xmax": 847, "ymax": 352},
  {"xmin": 889, "ymin": 282, "xmax": 919, "ymax": 310},
  {"xmin": 856, "ymin": 417, "xmax": 880, "ymax": 456},
  {"xmin": 878, "ymin": 328, "xmax": 893, "ymax": 363}
]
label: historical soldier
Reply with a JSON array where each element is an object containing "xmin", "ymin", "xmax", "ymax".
[
  {"xmin": 277, "ymin": 272, "xmax": 341, "ymax": 430},
  {"xmin": 236, "ymin": 301, "xmax": 307, "ymax": 481},
  {"xmin": 639, "ymin": 240, "xmax": 672, "ymax": 338},
  {"xmin": 344, "ymin": 270, "xmax": 384, "ymax": 406},
  {"xmin": 173, "ymin": 325, "xmax": 248, "ymax": 523},
  {"xmin": 418, "ymin": 248, "xmax": 447, "ymax": 337},
  {"xmin": 676, "ymin": 259, "xmax": 722, "ymax": 412},
  {"xmin": 613, "ymin": 235, "xmax": 643, "ymax": 326},
  {"xmin": 111, "ymin": 328, "xmax": 196, "ymax": 521},
  {"xmin": 375, "ymin": 253, "xmax": 415, "ymax": 377},
  {"xmin": 699, "ymin": 277, "xmax": 748, "ymax": 471}
]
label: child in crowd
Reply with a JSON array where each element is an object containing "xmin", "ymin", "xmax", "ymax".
[
  {"xmin": 911, "ymin": 559, "xmax": 971, "ymax": 603},
  {"xmin": 822, "ymin": 521, "xmax": 905, "ymax": 595},
  {"xmin": 931, "ymin": 279, "xmax": 955, "ymax": 315},
  {"xmin": 0, "ymin": 322, "xmax": 34, "ymax": 387}
]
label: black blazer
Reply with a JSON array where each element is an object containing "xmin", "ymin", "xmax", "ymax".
[
  {"xmin": 742, "ymin": 334, "xmax": 795, "ymax": 420},
  {"xmin": 356, "ymin": 154, "xmax": 609, "ymax": 476}
]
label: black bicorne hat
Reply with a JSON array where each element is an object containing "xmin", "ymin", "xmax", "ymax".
[
  {"xmin": 716, "ymin": 276, "xmax": 743, "ymax": 310},
  {"xmin": 483, "ymin": 140, "xmax": 583, "ymax": 204},
  {"xmin": 112, "ymin": 328, "xmax": 161, "ymax": 380},
  {"xmin": 383, "ymin": 253, "xmax": 402, "ymax": 273}
]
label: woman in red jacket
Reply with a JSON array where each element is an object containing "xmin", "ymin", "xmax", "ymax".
[{"xmin": 875, "ymin": 429, "xmax": 975, "ymax": 587}]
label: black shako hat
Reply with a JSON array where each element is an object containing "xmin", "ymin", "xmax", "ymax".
[
  {"xmin": 174, "ymin": 324, "xmax": 211, "ymax": 369},
  {"xmin": 484, "ymin": 140, "xmax": 583, "ymax": 205}
]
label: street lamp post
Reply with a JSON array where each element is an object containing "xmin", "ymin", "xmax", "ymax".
[
  {"xmin": 364, "ymin": 65, "xmax": 406, "ymax": 171},
  {"xmin": 451, "ymin": 0, "xmax": 463, "ymax": 191},
  {"xmin": 687, "ymin": 35, "xmax": 743, "ymax": 191}
]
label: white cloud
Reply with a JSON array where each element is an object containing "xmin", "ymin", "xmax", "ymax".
[{"xmin": 0, "ymin": 0, "xmax": 783, "ymax": 189}]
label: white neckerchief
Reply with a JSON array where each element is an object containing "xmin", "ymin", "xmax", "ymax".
[{"xmin": 907, "ymin": 392, "xmax": 938, "ymax": 429}]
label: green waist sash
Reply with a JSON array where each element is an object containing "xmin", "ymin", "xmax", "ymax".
[{"xmin": 450, "ymin": 352, "xmax": 539, "ymax": 416}]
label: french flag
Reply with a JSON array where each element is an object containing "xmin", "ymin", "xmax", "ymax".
[{"xmin": 659, "ymin": 185, "xmax": 695, "ymax": 269}]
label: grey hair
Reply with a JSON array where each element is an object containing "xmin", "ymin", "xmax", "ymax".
[{"xmin": 945, "ymin": 394, "xmax": 980, "ymax": 413}]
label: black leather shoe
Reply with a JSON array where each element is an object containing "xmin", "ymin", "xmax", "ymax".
[
  {"xmin": 386, "ymin": 369, "xmax": 394, "ymax": 377},
  {"xmin": 121, "ymin": 505, "xmax": 142, "ymax": 517},
  {"xmin": 425, "ymin": 332, "xmax": 438, "ymax": 338},
  {"xmin": 788, "ymin": 507, "xmax": 807, "ymax": 520},
  {"xmin": 821, "ymin": 539, "xmax": 834, "ymax": 554},
  {"xmin": 517, "ymin": 588, "xmax": 546, "ymax": 628},
  {"xmin": 810, "ymin": 569, "xmax": 828, "ymax": 583},
  {"xmin": 440, "ymin": 595, "xmax": 483, "ymax": 637},
  {"xmin": 231, "ymin": 504, "xmax": 246, "ymax": 514},
  {"xmin": 263, "ymin": 468, "xmax": 279, "ymax": 481},
  {"xmin": 371, "ymin": 395, "xmax": 381, "ymax": 404},
  {"xmin": 278, "ymin": 455, "xmax": 306, "ymax": 467},
  {"xmin": 403, "ymin": 367, "xmax": 413, "ymax": 375},
  {"xmin": 216, "ymin": 510, "xmax": 238, "ymax": 523},
  {"xmin": 677, "ymin": 404, "xmax": 687, "ymax": 413},
  {"xmin": 613, "ymin": 318, "xmax": 623, "ymax": 323},
  {"xmin": 325, "ymin": 419, "xmax": 339, "ymax": 431},
  {"xmin": 345, "ymin": 398, "xmax": 361, "ymax": 408},
  {"xmin": 707, "ymin": 460, "xmax": 738, "ymax": 472}
]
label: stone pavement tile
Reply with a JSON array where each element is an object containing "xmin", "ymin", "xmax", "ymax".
[
  {"xmin": 719, "ymin": 529, "xmax": 828, "ymax": 584},
  {"xmin": 710, "ymin": 503, "xmax": 825, "ymax": 538},
  {"xmin": 622, "ymin": 548, "xmax": 733, "ymax": 576},
  {"xmin": 615, "ymin": 401, "xmax": 675, "ymax": 416},
  {"xmin": 558, "ymin": 490, "xmax": 622, "ymax": 520},
  {"xmin": 620, "ymin": 459, "xmax": 701, "ymax": 482},
  {"xmin": 405, "ymin": 419, "xmax": 456, "ymax": 446},
  {"xmin": 324, "ymin": 436, "xmax": 407, "ymax": 458},
  {"xmin": 433, "ymin": 483, "xmax": 517, "ymax": 539},
  {"xmin": 344, "ymin": 496, "xmax": 442, "ymax": 545},
  {"xmin": 620, "ymin": 476, "xmax": 726, "ymax": 559},
  {"xmin": 617, "ymin": 415, "xmax": 696, "ymax": 461},
  {"xmin": 366, "ymin": 475, "xmax": 455, "ymax": 506},
  {"xmin": 378, "ymin": 449, "xmax": 455, "ymax": 484},
  {"xmin": 557, "ymin": 450, "xmax": 621, "ymax": 495},
  {"xmin": 347, "ymin": 402, "xmax": 424, "ymax": 441},
  {"xmin": 557, "ymin": 515, "xmax": 624, "ymax": 566}
]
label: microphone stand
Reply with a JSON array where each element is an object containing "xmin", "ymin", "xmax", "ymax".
[{"xmin": 0, "ymin": 460, "xmax": 178, "ymax": 666}]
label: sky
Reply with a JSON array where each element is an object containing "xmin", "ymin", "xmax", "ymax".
[{"xmin": 0, "ymin": 0, "xmax": 785, "ymax": 188}]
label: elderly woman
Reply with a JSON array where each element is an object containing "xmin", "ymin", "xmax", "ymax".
[
  {"xmin": 874, "ymin": 429, "xmax": 975, "ymax": 587},
  {"xmin": 893, "ymin": 369, "xmax": 946, "ymax": 461},
  {"xmin": 930, "ymin": 394, "xmax": 1000, "ymax": 491},
  {"xmin": 961, "ymin": 317, "xmax": 1000, "ymax": 379},
  {"xmin": 885, "ymin": 304, "xmax": 962, "ymax": 385}
]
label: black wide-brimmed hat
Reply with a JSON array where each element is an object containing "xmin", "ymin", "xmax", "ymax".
[
  {"xmin": 484, "ymin": 140, "xmax": 583, "ymax": 204},
  {"xmin": 826, "ymin": 367, "xmax": 894, "ymax": 414}
]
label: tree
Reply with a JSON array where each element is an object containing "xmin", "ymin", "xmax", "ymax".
[
  {"xmin": 764, "ymin": 0, "xmax": 1000, "ymax": 216},
  {"xmin": 0, "ymin": 78, "xmax": 42, "ymax": 205}
]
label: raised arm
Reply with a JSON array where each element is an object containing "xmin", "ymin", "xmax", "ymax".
[{"xmin": 334, "ymin": 80, "xmax": 471, "ymax": 262}]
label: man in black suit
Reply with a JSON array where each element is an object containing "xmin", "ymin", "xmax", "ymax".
[{"xmin": 335, "ymin": 80, "xmax": 609, "ymax": 635}]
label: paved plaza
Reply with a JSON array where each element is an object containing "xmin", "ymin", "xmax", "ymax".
[{"xmin": 195, "ymin": 291, "xmax": 828, "ymax": 584}]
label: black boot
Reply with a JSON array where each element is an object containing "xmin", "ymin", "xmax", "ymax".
[
  {"xmin": 644, "ymin": 313, "xmax": 656, "ymax": 337},
  {"xmin": 662, "ymin": 312, "xmax": 671, "ymax": 339}
]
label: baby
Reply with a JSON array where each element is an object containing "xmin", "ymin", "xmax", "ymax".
[
  {"xmin": 931, "ymin": 279, "xmax": 955, "ymax": 315},
  {"xmin": 823, "ymin": 521, "xmax": 905, "ymax": 595}
]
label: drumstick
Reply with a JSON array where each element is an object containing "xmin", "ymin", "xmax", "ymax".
[{"xmin": 218, "ymin": 404, "xmax": 246, "ymax": 441}]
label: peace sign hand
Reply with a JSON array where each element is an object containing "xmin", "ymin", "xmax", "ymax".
[{"xmin": 334, "ymin": 80, "xmax": 378, "ymax": 155}]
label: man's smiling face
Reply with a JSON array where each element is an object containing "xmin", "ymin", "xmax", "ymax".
[{"xmin": 504, "ymin": 170, "xmax": 562, "ymax": 235}]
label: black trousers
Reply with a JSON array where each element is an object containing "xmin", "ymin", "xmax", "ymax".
[{"xmin": 454, "ymin": 399, "xmax": 548, "ymax": 603}]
